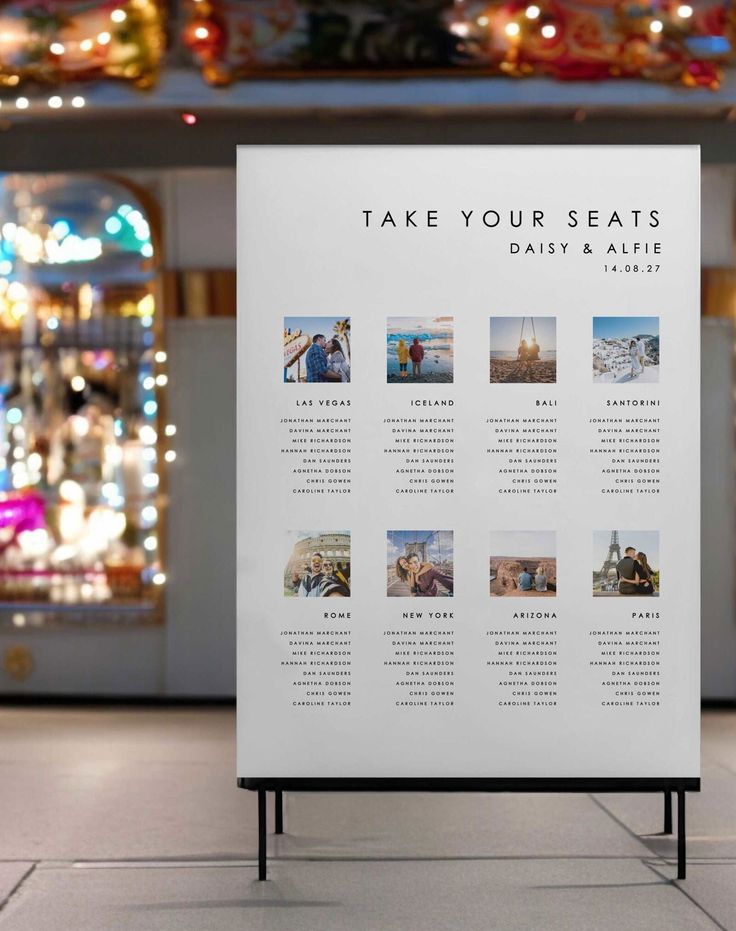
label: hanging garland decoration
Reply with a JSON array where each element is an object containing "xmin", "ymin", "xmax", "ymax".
[
  {"xmin": 182, "ymin": 0, "xmax": 733, "ymax": 88},
  {"xmin": 0, "ymin": 0, "xmax": 166, "ymax": 91}
]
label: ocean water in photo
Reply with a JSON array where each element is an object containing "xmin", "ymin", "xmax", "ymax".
[
  {"xmin": 490, "ymin": 350, "xmax": 557, "ymax": 361},
  {"xmin": 387, "ymin": 333, "xmax": 453, "ymax": 376}
]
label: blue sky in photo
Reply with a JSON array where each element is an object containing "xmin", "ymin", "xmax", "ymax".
[
  {"xmin": 593, "ymin": 317, "xmax": 659, "ymax": 339},
  {"xmin": 284, "ymin": 316, "xmax": 348, "ymax": 337},
  {"xmin": 387, "ymin": 530, "xmax": 454, "ymax": 564},
  {"xmin": 593, "ymin": 530, "xmax": 660, "ymax": 566},
  {"xmin": 489, "ymin": 531, "xmax": 556, "ymax": 557},
  {"xmin": 490, "ymin": 317, "xmax": 556, "ymax": 351}
]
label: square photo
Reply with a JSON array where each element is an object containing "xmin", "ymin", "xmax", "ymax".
[
  {"xmin": 387, "ymin": 317, "xmax": 453, "ymax": 384},
  {"xmin": 490, "ymin": 317, "xmax": 557, "ymax": 384},
  {"xmin": 489, "ymin": 531, "xmax": 556, "ymax": 596},
  {"xmin": 593, "ymin": 317, "xmax": 659, "ymax": 384},
  {"xmin": 284, "ymin": 531, "xmax": 351, "ymax": 597},
  {"xmin": 593, "ymin": 530, "xmax": 659, "ymax": 597},
  {"xmin": 284, "ymin": 317, "xmax": 351, "ymax": 383},
  {"xmin": 387, "ymin": 531, "xmax": 454, "ymax": 597}
]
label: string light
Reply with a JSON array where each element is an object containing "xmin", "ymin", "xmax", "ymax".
[
  {"xmin": 71, "ymin": 96, "xmax": 86, "ymax": 109},
  {"xmin": 111, "ymin": 9, "xmax": 127, "ymax": 22},
  {"xmin": 525, "ymin": 5, "xmax": 541, "ymax": 19},
  {"xmin": 181, "ymin": 112, "xmax": 197, "ymax": 126},
  {"xmin": 650, "ymin": 20, "xmax": 663, "ymax": 33},
  {"xmin": 15, "ymin": 97, "xmax": 29, "ymax": 110},
  {"xmin": 142, "ymin": 505, "xmax": 158, "ymax": 524},
  {"xmin": 541, "ymin": 23, "xmax": 557, "ymax": 38},
  {"xmin": 677, "ymin": 4, "xmax": 693, "ymax": 16},
  {"xmin": 505, "ymin": 22, "xmax": 520, "ymax": 36},
  {"xmin": 48, "ymin": 96, "xmax": 62, "ymax": 109}
]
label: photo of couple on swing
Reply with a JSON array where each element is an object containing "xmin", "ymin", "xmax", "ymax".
[{"xmin": 490, "ymin": 316, "xmax": 557, "ymax": 384}]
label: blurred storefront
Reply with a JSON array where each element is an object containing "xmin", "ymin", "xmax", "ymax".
[{"xmin": 0, "ymin": 0, "xmax": 736, "ymax": 697}]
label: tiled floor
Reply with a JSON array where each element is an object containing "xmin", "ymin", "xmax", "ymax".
[{"xmin": 0, "ymin": 706, "xmax": 733, "ymax": 930}]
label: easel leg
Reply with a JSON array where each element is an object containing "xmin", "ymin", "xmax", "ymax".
[
  {"xmin": 677, "ymin": 788, "xmax": 686, "ymax": 880},
  {"xmin": 663, "ymin": 790, "xmax": 672, "ymax": 834},
  {"xmin": 258, "ymin": 789, "xmax": 267, "ymax": 881},
  {"xmin": 274, "ymin": 790, "xmax": 284, "ymax": 834}
]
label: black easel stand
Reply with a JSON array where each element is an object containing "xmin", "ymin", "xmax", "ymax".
[
  {"xmin": 257, "ymin": 790, "xmax": 267, "ymax": 881},
  {"xmin": 677, "ymin": 788, "xmax": 686, "ymax": 880},
  {"xmin": 274, "ymin": 790, "xmax": 284, "ymax": 835},
  {"xmin": 243, "ymin": 777, "xmax": 697, "ymax": 882}
]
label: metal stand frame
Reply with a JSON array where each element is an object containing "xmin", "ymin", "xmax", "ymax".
[
  {"xmin": 663, "ymin": 789, "xmax": 673, "ymax": 835},
  {"xmin": 243, "ymin": 777, "xmax": 697, "ymax": 882}
]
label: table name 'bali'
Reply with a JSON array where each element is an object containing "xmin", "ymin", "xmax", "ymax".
[{"xmin": 361, "ymin": 209, "xmax": 660, "ymax": 229}]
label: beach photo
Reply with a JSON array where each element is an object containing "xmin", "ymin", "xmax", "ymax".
[
  {"xmin": 284, "ymin": 317, "xmax": 351, "ymax": 383},
  {"xmin": 593, "ymin": 317, "xmax": 659, "ymax": 384},
  {"xmin": 387, "ymin": 530, "xmax": 454, "ymax": 597},
  {"xmin": 592, "ymin": 530, "xmax": 659, "ymax": 597},
  {"xmin": 490, "ymin": 317, "xmax": 557, "ymax": 384},
  {"xmin": 283, "ymin": 531, "xmax": 351, "ymax": 597},
  {"xmin": 387, "ymin": 317, "xmax": 453, "ymax": 384},
  {"xmin": 489, "ymin": 531, "xmax": 556, "ymax": 596}
]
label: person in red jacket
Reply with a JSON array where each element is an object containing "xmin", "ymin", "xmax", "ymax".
[{"xmin": 409, "ymin": 337, "xmax": 425, "ymax": 379}]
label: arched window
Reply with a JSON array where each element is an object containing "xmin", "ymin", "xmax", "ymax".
[{"xmin": 0, "ymin": 173, "xmax": 166, "ymax": 624}]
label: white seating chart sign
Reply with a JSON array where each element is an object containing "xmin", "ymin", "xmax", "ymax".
[{"xmin": 237, "ymin": 146, "xmax": 700, "ymax": 781}]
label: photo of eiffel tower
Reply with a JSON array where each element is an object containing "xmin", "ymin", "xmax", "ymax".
[
  {"xmin": 601, "ymin": 531, "xmax": 621, "ymax": 573},
  {"xmin": 593, "ymin": 530, "xmax": 660, "ymax": 597}
]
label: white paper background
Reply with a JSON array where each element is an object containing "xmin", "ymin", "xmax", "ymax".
[{"xmin": 237, "ymin": 146, "xmax": 700, "ymax": 779}]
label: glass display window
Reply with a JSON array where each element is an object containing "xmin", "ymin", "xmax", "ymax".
[{"xmin": 0, "ymin": 173, "xmax": 167, "ymax": 628}]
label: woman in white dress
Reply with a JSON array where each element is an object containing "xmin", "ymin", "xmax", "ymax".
[
  {"xmin": 327, "ymin": 338, "xmax": 350, "ymax": 382},
  {"xmin": 629, "ymin": 340, "xmax": 643, "ymax": 378}
]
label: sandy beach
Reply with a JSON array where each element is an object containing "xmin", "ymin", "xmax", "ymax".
[
  {"xmin": 388, "ymin": 371, "xmax": 453, "ymax": 384},
  {"xmin": 490, "ymin": 359, "xmax": 556, "ymax": 384}
]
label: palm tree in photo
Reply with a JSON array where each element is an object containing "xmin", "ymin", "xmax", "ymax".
[{"xmin": 333, "ymin": 318, "xmax": 351, "ymax": 364}]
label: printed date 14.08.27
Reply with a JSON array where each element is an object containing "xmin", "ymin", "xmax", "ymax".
[{"xmin": 603, "ymin": 264, "xmax": 660, "ymax": 273}]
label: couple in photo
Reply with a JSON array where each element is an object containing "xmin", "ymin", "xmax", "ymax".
[
  {"xmin": 516, "ymin": 337, "xmax": 544, "ymax": 379},
  {"xmin": 395, "ymin": 338, "xmax": 425, "ymax": 379},
  {"xmin": 291, "ymin": 552, "xmax": 350, "ymax": 597},
  {"xmin": 305, "ymin": 334, "xmax": 351, "ymax": 383},
  {"xmin": 616, "ymin": 547, "xmax": 657, "ymax": 595},
  {"xmin": 628, "ymin": 338, "xmax": 649, "ymax": 379},
  {"xmin": 517, "ymin": 565, "xmax": 554, "ymax": 593},
  {"xmin": 395, "ymin": 553, "xmax": 454, "ymax": 597}
]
